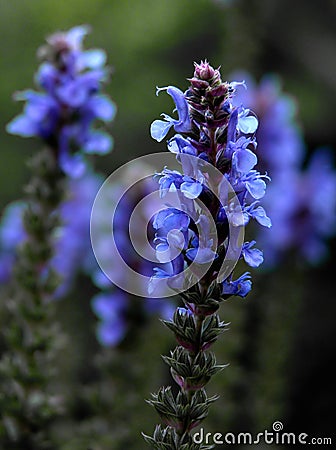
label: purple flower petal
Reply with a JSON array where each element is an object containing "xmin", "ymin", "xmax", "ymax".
[
  {"xmin": 96, "ymin": 320, "xmax": 126, "ymax": 347},
  {"xmin": 242, "ymin": 241, "xmax": 264, "ymax": 267},
  {"xmin": 233, "ymin": 148, "xmax": 257, "ymax": 173},
  {"xmin": 238, "ymin": 114, "xmax": 258, "ymax": 134},
  {"xmin": 87, "ymin": 95, "xmax": 116, "ymax": 121},
  {"xmin": 79, "ymin": 49, "xmax": 106, "ymax": 69},
  {"xmin": 150, "ymin": 119, "xmax": 174, "ymax": 142},
  {"xmin": 166, "ymin": 86, "xmax": 191, "ymax": 133},
  {"xmin": 83, "ymin": 131, "xmax": 113, "ymax": 154},
  {"xmin": 6, "ymin": 115, "xmax": 38, "ymax": 137},
  {"xmin": 180, "ymin": 179, "xmax": 203, "ymax": 199}
]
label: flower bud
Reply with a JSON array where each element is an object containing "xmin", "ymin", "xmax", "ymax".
[{"xmin": 194, "ymin": 60, "xmax": 216, "ymax": 80}]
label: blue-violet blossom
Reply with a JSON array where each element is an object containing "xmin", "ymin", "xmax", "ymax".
[
  {"xmin": 233, "ymin": 72, "xmax": 336, "ymax": 265},
  {"xmin": 7, "ymin": 25, "xmax": 116, "ymax": 178},
  {"xmin": 149, "ymin": 61, "xmax": 271, "ymax": 298},
  {"xmin": 88, "ymin": 164, "xmax": 175, "ymax": 346}
]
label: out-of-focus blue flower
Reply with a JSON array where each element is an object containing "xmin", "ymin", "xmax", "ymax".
[
  {"xmin": 7, "ymin": 25, "xmax": 115, "ymax": 178},
  {"xmin": 87, "ymin": 164, "xmax": 176, "ymax": 346},
  {"xmin": 233, "ymin": 71, "xmax": 336, "ymax": 265},
  {"xmin": 0, "ymin": 169, "xmax": 102, "ymax": 297},
  {"xmin": 52, "ymin": 170, "xmax": 103, "ymax": 296},
  {"xmin": 0, "ymin": 202, "xmax": 27, "ymax": 284},
  {"xmin": 259, "ymin": 148, "xmax": 336, "ymax": 265},
  {"xmin": 232, "ymin": 72, "xmax": 304, "ymax": 175},
  {"xmin": 91, "ymin": 291, "xmax": 127, "ymax": 347}
]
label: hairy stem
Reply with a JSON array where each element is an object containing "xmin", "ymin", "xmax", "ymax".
[{"xmin": 0, "ymin": 148, "xmax": 66, "ymax": 450}]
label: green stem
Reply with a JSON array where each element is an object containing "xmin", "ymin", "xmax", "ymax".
[{"xmin": 179, "ymin": 307, "xmax": 206, "ymax": 439}]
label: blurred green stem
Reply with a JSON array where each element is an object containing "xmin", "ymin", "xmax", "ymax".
[{"xmin": 0, "ymin": 148, "xmax": 66, "ymax": 450}]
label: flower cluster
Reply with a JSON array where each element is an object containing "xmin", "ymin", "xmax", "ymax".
[
  {"xmin": 262, "ymin": 148, "xmax": 336, "ymax": 264},
  {"xmin": 232, "ymin": 73, "xmax": 336, "ymax": 265},
  {"xmin": 0, "ymin": 26, "xmax": 116, "ymax": 448},
  {"xmin": 149, "ymin": 62, "xmax": 271, "ymax": 297},
  {"xmin": 7, "ymin": 25, "xmax": 115, "ymax": 178},
  {"xmin": 144, "ymin": 61, "xmax": 271, "ymax": 447},
  {"xmin": 88, "ymin": 164, "xmax": 175, "ymax": 346}
]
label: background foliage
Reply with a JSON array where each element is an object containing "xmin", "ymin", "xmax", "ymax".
[{"xmin": 1, "ymin": 0, "xmax": 335, "ymax": 448}]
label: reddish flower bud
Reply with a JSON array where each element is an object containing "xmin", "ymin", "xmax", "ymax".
[{"xmin": 194, "ymin": 60, "xmax": 216, "ymax": 80}]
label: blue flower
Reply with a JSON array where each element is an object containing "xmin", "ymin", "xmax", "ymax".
[
  {"xmin": 7, "ymin": 91, "xmax": 59, "ymax": 139},
  {"xmin": 241, "ymin": 241, "xmax": 264, "ymax": 267},
  {"xmin": 176, "ymin": 306, "xmax": 193, "ymax": 317},
  {"xmin": 0, "ymin": 202, "xmax": 26, "ymax": 283},
  {"xmin": 237, "ymin": 108, "xmax": 258, "ymax": 134},
  {"xmin": 7, "ymin": 26, "xmax": 115, "ymax": 178},
  {"xmin": 222, "ymin": 272, "xmax": 252, "ymax": 298},
  {"xmin": 246, "ymin": 202, "xmax": 272, "ymax": 228},
  {"xmin": 240, "ymin": 170, "xmax": 268, "ymax": 199},
  {"xmin": 0, "ymin": 202, "xmax": 27, "ymax": 248},
  {"xmin": 232, "ymin": 72, "xmax": 336, "ymax": 265},
  {"xmin": 150, "ymin": 61, "xmax": 271, "ymax": 300},
  {"xmin": 185, "ymin": 215, "xmax": 217, "ymax": 264},
  {"xmin": 150, "ymin": 86, "xmax": 192, "ymax": 142},
  {"xmin": 153, "ymin": 208, "xmax": 190, "ymax": 236},
  {"xmin": 180, "ymin": 176, "xmax": 203, "ymax": 199},
  {"xmin": 155, "ymin": 169, "xmax": 203, "ymax": 200},
  {"xmin": 168, "ymin": 135, "xmax": 197, "ymax": 156},
  {"xmin": 231, "ymin": 137, "xmax": 258, "ymax": 174},
  {"xmin": 91, "ymin": 291, "xmax": 127, "ymax": 346},
  {"xmin": 154, "ymin": 169, "xmax": 184, "ymax": 197}
]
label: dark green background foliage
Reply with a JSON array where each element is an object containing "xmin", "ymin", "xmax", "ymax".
[{"xmin": 1, "ymin": 0, "xmax": 335, "ymax": 448}]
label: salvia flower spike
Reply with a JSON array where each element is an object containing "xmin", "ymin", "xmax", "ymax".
[
  {"xmin": 143, "ymin": 61, "xmax": 271, "ymax": 448},
  {"xmin": 0, "ymin": 26, "xmax": 115, "ymax": 449}
]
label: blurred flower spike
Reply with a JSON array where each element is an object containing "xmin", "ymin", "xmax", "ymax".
[
  {"xmin": 0, "ymin": 170, "xmax": 102, "ymax": 298},
  {"xmin": 88, "ymin": 164, "xmax": 176, "ymax": 346},
  {"xmin": 7, "ymin": 25, "xmax": 116, "ymax": 178},
  {"xmin": 233, "ymin": 72, "xmax": 336, "ymax": 265}
]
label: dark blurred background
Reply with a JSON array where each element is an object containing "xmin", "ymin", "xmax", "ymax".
[{"xmin": 1, "ymin": 0, "xmax": 335, "ymax": 447}]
